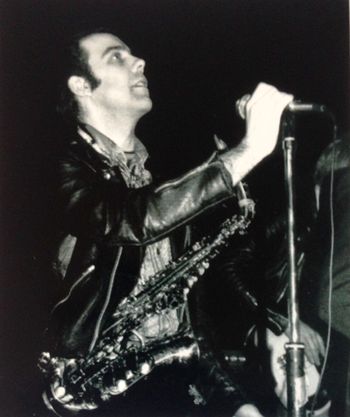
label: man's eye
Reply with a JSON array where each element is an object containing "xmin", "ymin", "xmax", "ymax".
[{"xmin": 112, "ymin": 52, "xmax": 123, "ymax": 61}]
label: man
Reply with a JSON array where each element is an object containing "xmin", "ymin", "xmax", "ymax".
[
  {"xmin": 301, "ymin": 138, "xmax": 350, "ymax": 417},
  {"xmin": 41, "ymin": 29, "xmax": 293, "ymax": 417}
]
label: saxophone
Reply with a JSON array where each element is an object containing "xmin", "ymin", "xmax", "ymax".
[{"xmin": 39, "ymin": 209, "xmax": 252, "ymax": 415}]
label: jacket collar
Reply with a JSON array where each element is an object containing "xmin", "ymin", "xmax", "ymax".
[
  {"xmin": 77, "ymin": 123, "xmax": 149, "ymax": 170},
  {"xmin": 71, "ymin": 124, "xmax": 152, "ymax": 188}
]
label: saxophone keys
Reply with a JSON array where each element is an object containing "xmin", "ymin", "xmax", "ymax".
[
  {"xmin": 104, "ymin": 379, "xmax": 127, "ymax": 395},
  {"xmin": 104, "ymin": 345, "xmax": 114, "ymax": 354},
  {"xmin": 59, "ymin": 392, "xmax": 74, "ymax": 404},
  {"xmin": 140, "ymin": 362, "xmax": 151, "ymax": 375},
  {"xmin": 192, "ymin": 242, "xmax": 201, "ymax": 251},
  {"xmin": 54, "ymin": 385, "xmax": 66, "ymax": 399},
  {"xmin": 198, "ymin": 267, "xmax": 205, "ymax": 275},
  {"xmin": 116, "ymin": 379, "xmax": 128, "ymax": 393},
  {"xmin": 100, "ymin": 392, "xmax": 111, "ymax": 401},
  {"xmin": 202, "ymin": 261, "xmax": 210, "ymax": 269},
  {"xmin": 107, "ymin": 351, "xmax": 118, "ymax": 360},
  {"xmin": 125, "ymin": 370, "xmax": 134, "ymax": 380},
  {"xmin": 85, "ymin": 402, "xmax": 99, "ymax": 410},
  {"xmin": 187, "ymin": 275, "xmax": 198, "ymax": 286},
  {"xmin": 96, "ymin": 351, "xmax": 105, "ymax": 360},
  {"xmin": 111, "ymin": 379, "xmax": 127, "ymax": 394}
]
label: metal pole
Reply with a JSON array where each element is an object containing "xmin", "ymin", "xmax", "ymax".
[{"xmin": 282, "ymin": 117, "xmax": 307, "ymax": 417}]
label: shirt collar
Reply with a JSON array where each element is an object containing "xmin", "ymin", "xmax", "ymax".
[{"xmin": 77, "ymin": 123, "xmax": 149, "ymax": 168}]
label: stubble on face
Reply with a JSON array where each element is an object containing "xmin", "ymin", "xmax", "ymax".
[{"xmin": 80, "ymin": 33, "xmax": 152, "ymax": 119}]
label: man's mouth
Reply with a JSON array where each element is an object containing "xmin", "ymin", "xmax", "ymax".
[{"xmin": 132, "ymin": 78, "xmax": 148, "ymax": 88}]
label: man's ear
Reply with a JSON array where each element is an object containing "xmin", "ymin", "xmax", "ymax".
[{"xmin": 67, "ymin": 76, "xmax": 92, "ymax": 97}]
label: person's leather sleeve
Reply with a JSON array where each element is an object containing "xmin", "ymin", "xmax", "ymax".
[{"xmin": 58, "ymin": 151, "xmax": 236, "ymax": 246}]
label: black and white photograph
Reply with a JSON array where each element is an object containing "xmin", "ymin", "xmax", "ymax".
[{"xmin": 1, "ymin": 1, "xmax": 349, "ymax": 416}]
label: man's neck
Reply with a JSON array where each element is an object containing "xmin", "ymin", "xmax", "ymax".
[{"xmin": 81, "ymin": 111, "xmax": 139, "ymax": 152}]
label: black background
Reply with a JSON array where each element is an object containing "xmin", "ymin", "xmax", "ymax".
[{"xmin": 0, "ymin": 1, "xmax": 349, "ymax": 416}]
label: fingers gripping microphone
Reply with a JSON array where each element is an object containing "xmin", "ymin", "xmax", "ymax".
[
  {"xmin": 235, "ymin": 94, "xmax": 329, "ymax": 120},
  {"xmin": 235, "ymin": 94, "xmax": 252, "ymax": 119}
]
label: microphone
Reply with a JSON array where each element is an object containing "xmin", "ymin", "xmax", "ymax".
[{"xmin": 235, "ymin": 94, "xmax": 329, "ymax": 119}]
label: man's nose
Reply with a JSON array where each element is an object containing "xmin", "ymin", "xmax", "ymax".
[{"xmin": 133, "ymin": 57, "xmax": 146, "ymax": 73}]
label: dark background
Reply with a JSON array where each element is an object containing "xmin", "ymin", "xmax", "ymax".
[{"xmin": 0, "ymin": 1, "xmax": 349, "ymax": 416}]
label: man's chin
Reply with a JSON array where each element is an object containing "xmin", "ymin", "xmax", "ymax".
[
  {"xmin": 121, "ymin": 98, "xmax": 153, "ymax": 120},
  {"xmin": 137, "ymin": 98, "xmax": 153, "ymax": 116}
]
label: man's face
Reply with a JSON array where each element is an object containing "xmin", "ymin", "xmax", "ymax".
[{"xmin": 80, "ymin": 33, "xmax": 152, "ymax": 118}]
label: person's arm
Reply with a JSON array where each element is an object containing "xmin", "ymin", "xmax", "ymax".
[
  {"xmin": 59, "ymin": 83, "xmax": 293, "ymax": 246},
  {"xmin": 220, "ymin": 83, "xmax": 293, "ymax": 184},
  {"xmin": 58, "ymin": 151, "xmax": 236, "ymax": 245}
]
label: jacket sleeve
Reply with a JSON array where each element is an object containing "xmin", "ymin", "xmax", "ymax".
[{"xmin": 58, "ymin": 151, "xmax": 236, "ymax": 246}]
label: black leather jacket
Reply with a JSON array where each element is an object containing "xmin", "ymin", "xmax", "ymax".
[
  {"xmin": 301, "ymin": 168, "xmax": 350, "ymax": 340},
  {"xmin": 47, "ymin": 133, "xmax": 238, "ymax": 357}
]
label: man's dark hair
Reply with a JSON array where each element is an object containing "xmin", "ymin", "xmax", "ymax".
[{"xmin": 57, "ymin": 28, "xmax": 116, "ymax": 122}]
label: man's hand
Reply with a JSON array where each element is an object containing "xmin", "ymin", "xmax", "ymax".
[
  {"xmin": 285, "ymin": 320, "xmax": 326, "ymax": 366},
  {"xmin": 221, "ymin": 83, "xmax": 293, "ymax": 185},
  {"xmin": 234, "ymin": 403, "xmax": 264, "ymax": 417},
  {"xmin": 243, "ymin": 82, "xmax": 293, "ymax": 161}
]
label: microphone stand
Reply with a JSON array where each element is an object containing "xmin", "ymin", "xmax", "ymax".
[{"xmin": 282, "ymin": 113, "xmax": 307, "ymax": 417}]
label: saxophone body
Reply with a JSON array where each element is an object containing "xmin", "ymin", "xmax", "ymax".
[{"xmin": 39, "ymin": 212, "xmax": 252, "ymax": 415}]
